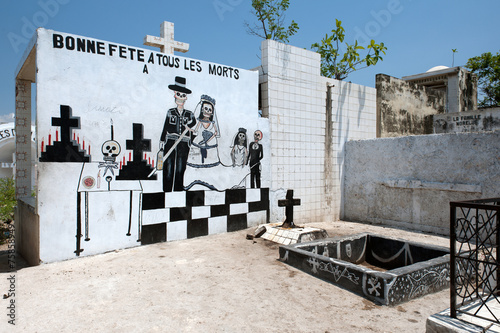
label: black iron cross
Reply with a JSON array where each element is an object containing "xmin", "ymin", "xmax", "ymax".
[
  {"xmin": 126, "ymin": 123, "xmax": 151, "ymax": 162},
  {"xmin": 278, "ymin": 189, "xmax": 301, "ymax": 228},
  {"xmin": 52, "ymin": 105, "xmax": 79, "ymax": 144}
]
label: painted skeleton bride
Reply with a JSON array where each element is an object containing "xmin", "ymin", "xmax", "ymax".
[{"xmin": 187, "ymin": 94, "xmax": 220, "ymax": 168}]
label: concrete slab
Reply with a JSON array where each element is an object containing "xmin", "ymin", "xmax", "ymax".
[
  {"xmin": 257, "ymin": 222, "xmax": 328, "ymax": 245},
  {"xmin": 427, "ymin": 302, "xmax": 500, "ymax": 333}
]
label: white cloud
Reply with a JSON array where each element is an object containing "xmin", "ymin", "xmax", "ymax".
[{"xmin": 0, "ymin": 113, "xmax": 15, "ymax": 124}]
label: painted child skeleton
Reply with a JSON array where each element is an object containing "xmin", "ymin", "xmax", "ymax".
[{"xmin": 231, "ymin": 128, "xmax": 248, "ymax": 167}]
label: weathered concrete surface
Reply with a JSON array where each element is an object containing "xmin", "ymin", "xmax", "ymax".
[
  {"xmin": 456, "ymin": 67, "xmax": 478, "ymax": 114},
  {"xmin": 376, "ymin": 74, "xmax": 445, "ymax": 137},
  {"xmin": 343, "ymin": 131, "xmax": 500, "ymax": 235},
  {"xmin": 427, "ymin": 307, "xmax": 500, "ymax": 332},
  {"xmin": 434, "ymin": 107, "xmax": 500, "ymax": 134},
  {"xmin": 14, "ymin": 198, "xmax": 39, "ymax": 266},
  {"xmin": 402, "ymin": 66, "xmax": 477, "ymax": 114}
]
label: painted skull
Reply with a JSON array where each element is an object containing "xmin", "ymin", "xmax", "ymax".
[
  {"xmin": 174, "ymin": 91, "xmax": 188, "ymax": 106},
  {"xmin": 202, "ymin": 104, "xmax": 213, "ymax": 118},
  {"xmin": 237, "ymin": 132, "xmax": 246, "ymax": 144},
  {"xmin": 101, "ymin": 140, "xmax": 121, "ymax": 158}
]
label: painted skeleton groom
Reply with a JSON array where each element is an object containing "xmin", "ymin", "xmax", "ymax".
[{"xmin": 159, "ymin": 76, "xmax": 196, "ymax": 192}]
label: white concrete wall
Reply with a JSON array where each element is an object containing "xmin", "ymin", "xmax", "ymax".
[
  {"xmin": 330, "ymin": 79, "xmax": 377, "ymax": 220},
  {"xmin": 31, "ymin": 28, "xmax": 265, "ymax": 263},
  {"xmin": 343, "ymin": 131, "xmax": 500, "ymax": 235},
  {"xmin": 260, "ymin": 40, "xmax": 376, "ymax": 223}
]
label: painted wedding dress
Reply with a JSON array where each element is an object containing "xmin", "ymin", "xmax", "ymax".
[{"xmin": 187, "ymin": 119, "xmax": 220, "ymax": 168}]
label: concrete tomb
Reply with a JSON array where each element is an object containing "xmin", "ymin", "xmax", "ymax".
[
  {"xmin": 255, "ymin": 189, "xmax": 328, "ymax": 245},
  {"xmin": 279, "ymin": 233, "xmax": 450, "ymax": 305},
  {"xmin": 257, "ymin": 222, "xmax": 329, "ymax": 245}
]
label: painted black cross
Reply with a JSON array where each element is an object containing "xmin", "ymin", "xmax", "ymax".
[
  {"xmin": 278, "ymin": 189, "xmax": 301, "ymax": 228},
  {"xmin": 52, "ymin": 105, "xmax": 79, "ymax": 144},
  {"xmin": 126, "ymin": 123, "xmax": 151, "ymax": 162}
]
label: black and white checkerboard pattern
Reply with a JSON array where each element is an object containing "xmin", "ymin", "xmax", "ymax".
[{"xmin": 141, "ymin": 188, "xmax": 270, "ymax": 245}]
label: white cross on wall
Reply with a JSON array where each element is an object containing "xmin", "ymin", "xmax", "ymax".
[{"xmin": 144, "ymin": 21, "xmax": 189, "ymax": 54}]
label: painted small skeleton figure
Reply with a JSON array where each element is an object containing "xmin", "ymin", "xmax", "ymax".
[
  {"xmin": 98, "ymin": 119, "xmax": 121, "ymax": 176},
  {"xmin": 99, "ymin": 139, "xmax": 121, "ymax": 176},
  {"xmin": 247, "ymin": 130, "xmax": 263, "ymax": 188},
  {"xmin": 231, "ymin": 128, "xmax": 248, "ymax": 167}
]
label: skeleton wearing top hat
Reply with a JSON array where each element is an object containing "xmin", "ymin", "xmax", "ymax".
[{"xmin": 159, "ymin": 76, "xmax": 197, "ymax": 192}]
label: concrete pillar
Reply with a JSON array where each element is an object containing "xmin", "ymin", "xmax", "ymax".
[{"xmin": 15, "ymin": 79, "xmax": 32, "ymax": 199}]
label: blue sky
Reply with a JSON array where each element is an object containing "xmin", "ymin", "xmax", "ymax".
[{"xmin": 1, "ymin": 0, "xmax": 499, "ymax": 122}]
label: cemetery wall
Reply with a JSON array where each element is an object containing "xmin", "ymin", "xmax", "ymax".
[
  {"xmin": 15, "ymin": 31, "xmax": 381, "ymax": 264},
  {"xmin": 376, "ymin": 74, "xmax": 445, "ymax": 137},
  {"xmin": 260, "ymin": 40, "xmax": 377, "ymax": 224},
  {"xmin": 343, "ymin": 131, "xmax": 500, "ymax": 235},
  {"xmin": 18, "ymin": 28, "xmax": 271, "ymax": 263}
]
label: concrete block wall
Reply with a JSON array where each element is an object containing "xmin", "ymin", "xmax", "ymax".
[
  {"xmin": 260, "ymin": 40, "xmax": 376, "ymax": 223},
  {"xmin": 343, "ymin": 131, "xmax": 500, "ymax": 235},
  {"xmin": 330, "ymin": 79, "xmax": 377, "ymax": 219}
]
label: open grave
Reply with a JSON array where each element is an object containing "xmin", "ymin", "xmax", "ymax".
[{"xmin": 279, "ymin": 233, "xmax": 450, "ymax": 305}]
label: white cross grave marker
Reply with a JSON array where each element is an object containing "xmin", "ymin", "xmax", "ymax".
[{"xmin": 144, "ymin": 21, "xmax": 189, "ymax": 54}]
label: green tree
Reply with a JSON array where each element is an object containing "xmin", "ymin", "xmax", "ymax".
[
  {"xmin": 245, "ymin": 0, "xmax": 299, "ymax": 43},
  {"xmin": 0, "ymin": 177, "xmax": 16, "ymax": 223},
  {"xmin": 311, "ymin": 19, "xmax": 387, "ymax": 81},
  {"xmin": 465, "ymin": 51, "xmax": 500, "ymax": 107}
]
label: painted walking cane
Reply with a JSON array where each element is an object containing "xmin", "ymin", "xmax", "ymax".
[{"xmin": 148, "ymin": 127, "xmax": 189, "ymax": 178}]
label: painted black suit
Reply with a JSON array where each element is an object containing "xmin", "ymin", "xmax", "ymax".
[
  {"xmin": 248, "ymin": 141, "xmax": 263, "ymax": 188},
  {"xmin": 160, "ymin": 107, "xmax": 196, "ymax": 192}
]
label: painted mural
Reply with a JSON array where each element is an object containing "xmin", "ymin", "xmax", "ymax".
[{"xmin": 35, "ymin": 28, "xmax": 269, "ymax": 262}]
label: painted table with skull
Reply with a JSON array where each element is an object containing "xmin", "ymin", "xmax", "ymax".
[
  {"xmin": 100, "ymin": 139, "xmax": 121, "ymax": 176},
  {"xmin": 76, "ymin": 162, "xmax": 143, "ymax": 256}
]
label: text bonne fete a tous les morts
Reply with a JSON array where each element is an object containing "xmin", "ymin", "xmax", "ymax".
[{"xmin": 52, "ymin": 33, "xmax": 240, "ymax": 79}]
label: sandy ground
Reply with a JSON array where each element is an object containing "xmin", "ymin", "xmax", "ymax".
[{"xmin": 0, "ymin": 221, "xmax": 452, "ymax": 333}]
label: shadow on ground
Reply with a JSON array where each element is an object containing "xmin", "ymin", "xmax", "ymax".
[{"xmin": 0, "ymin": 249, "xmax": 29, "ymax": 272}]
